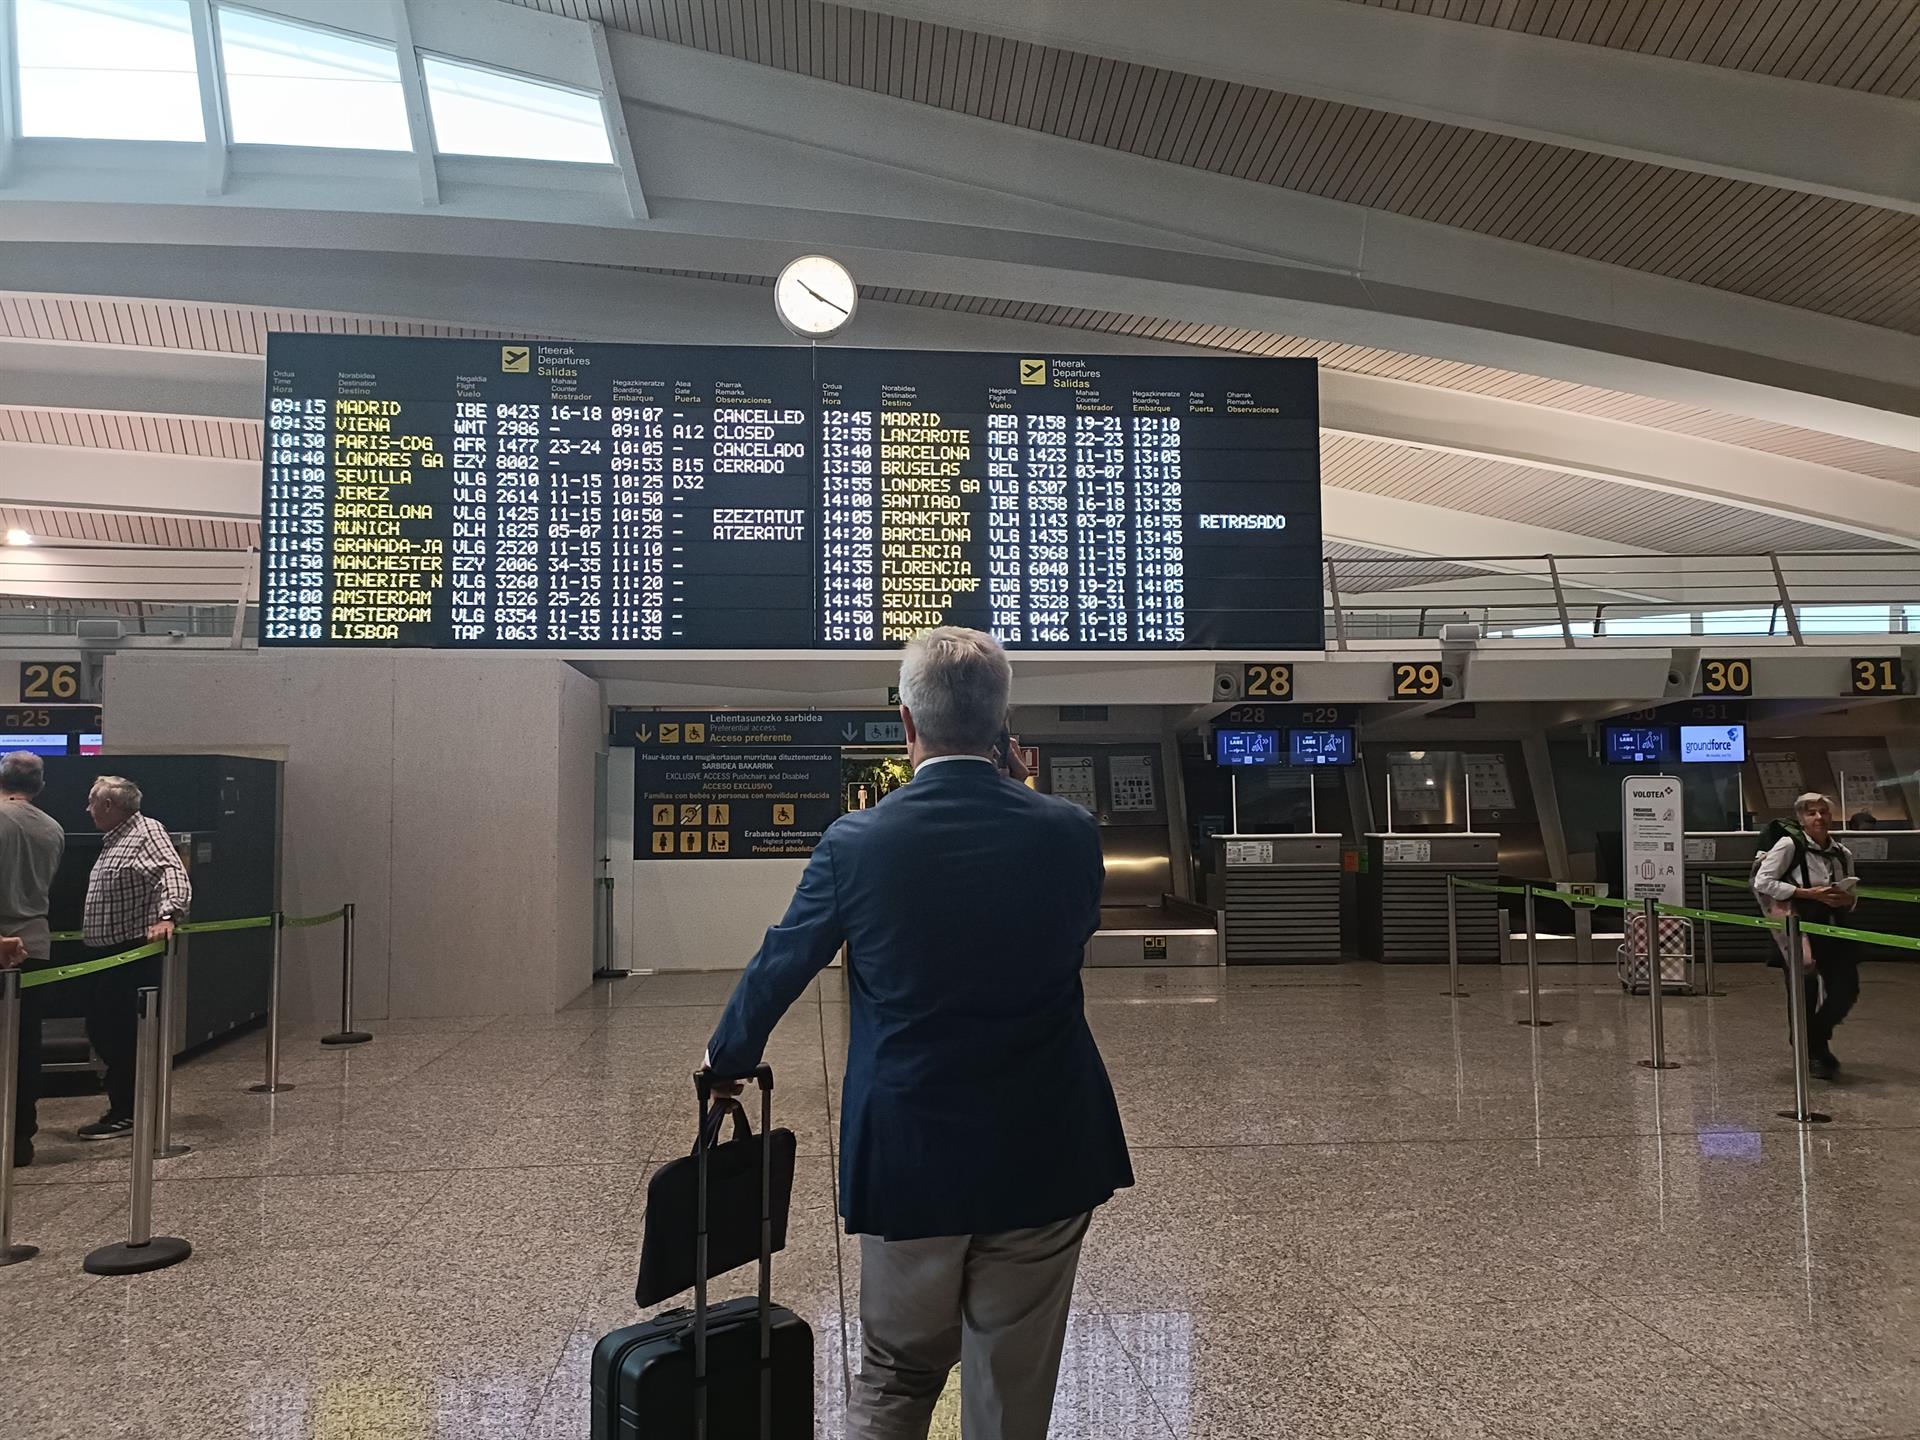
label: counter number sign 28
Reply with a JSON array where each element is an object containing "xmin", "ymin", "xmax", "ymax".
[{"xmin": 1242, "ymin": 663, "xmax": 1292, "ymax": 699}]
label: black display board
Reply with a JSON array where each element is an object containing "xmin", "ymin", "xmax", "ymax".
[{"xmin": 262, "ymin": 336, "xmax": 1321, "ymax": 650}]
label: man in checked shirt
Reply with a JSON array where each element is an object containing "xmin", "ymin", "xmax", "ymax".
[{"xmin": 75, "ymin": 776, "xmax": 191, "ymax": 1141}]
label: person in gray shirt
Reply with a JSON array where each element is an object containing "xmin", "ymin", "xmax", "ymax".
[{"xmin": 0, "ymin": 752, "xmax": 67, "ymax": 1166}]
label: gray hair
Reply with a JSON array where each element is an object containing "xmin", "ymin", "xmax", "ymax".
[
  {"xmin": 89, "ymin": 775, "xmax": 142, "ymax": 813},
  {"xmin": 898, "ymin": 627, "xmax": 1011, "ymax": 753},
  {"xmin": 0, "ymin": 751, "xmax": 43, "ymax": 796},
  {"xmin": 1794, "ymin": 792, "xmax": 1833, "ymax": 817}
]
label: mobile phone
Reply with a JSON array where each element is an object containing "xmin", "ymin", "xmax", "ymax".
[{"xmin": 993, "ymin": 726, "xmax": 1012, "ymax": 772}]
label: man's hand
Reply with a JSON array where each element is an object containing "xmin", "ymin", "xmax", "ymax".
[
  {"xmin": 147, "ymin": 919, "xmax": 175, "ymax": 943},
  {"xmin": 0, "ymin": 936, "xmax": 25, "ymax": 968},
  {"xmin": 1005, "ymin": 733, "xmax": 1032, "ymax": 782}
]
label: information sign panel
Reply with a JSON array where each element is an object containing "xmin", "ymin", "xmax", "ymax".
[
  {"xmin": 635, "ymin": 749, "xmax": 839, "ymax": 858},
  {"xmin": 261, "ymin": 336, "xmax": 1322, "ymax": 650},
  {"xmin": 1621, "ymin": 774, "xmax": 1685, "ymax": 908}
]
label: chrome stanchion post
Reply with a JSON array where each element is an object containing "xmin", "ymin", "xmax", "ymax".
[
  {"xmin": 1777, "ymin": 913, "xmax": 1831, "ymax": 1124},
  {"xmin": 1443, "ymin": 873, "xmax": 1467, "ymax": 997},
  {"xmin": 153, "ymin": 934, "xmax": 190, "ymax": 1159},
  {"xmin": 85, "ymin": 987, "xmax": 191, "ymax": 1274},
  {"xmin": 248, "ymin": 913, "xmax": 291, "ymax": 1094},
  {"xmin": 1518, "ymin": 885, "xmax": 1552, "ymax": 1026},
  {"xmin": 320, "ymin": 903, "xmax": 371, "ymax": 1046},
  {"xmin": 0, "ymin": 970, "xmax": 39, "ymax": 1265},
  {"xmin": 1699, "ymin": 873, "xmax": 1719, "ymax": 996},
  {"xmin": 1637, "ymin": 897, "xmax": 1678, "ymax": 1070}
]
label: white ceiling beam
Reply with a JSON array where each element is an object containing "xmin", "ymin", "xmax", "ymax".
[
  {"xmin": 186, "ymin": 0, "xmax": 231, "ymax": 196},
  {"xmin": 1319, "ymin": 372, "xmax": 1920, "ymax": 548},
  {"xmin": 0, "ymin": 546, "xmax": 253, "ymax": 602},
  {"xmin": 0, "ymin": 444, "xmax": 257, "ymax": 521},
  {"xmin": 1321, "ymin": 489, "xmax": 1645, "ymax": 562},
  {"xmin": 2, "ymin": 267, "xmax": 1906, "ymax": 548},
  {"xmin": 588, "ymin": 21, "xmax": 647, "ymax": 220},
  {"xmin": 871, "ymin": 0, "xmax": 1920, "ymax": 216},
  {"xmin": 4, "ymin": 30, "xmax": 1919, "ymax": 452}
]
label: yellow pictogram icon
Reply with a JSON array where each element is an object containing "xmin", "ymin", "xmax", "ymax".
[
  {"xmin": 501, "ymin": 345, "xmax": 531, "ymax": 373},
  {"xmin": 679, "ymin": 804, "xmax": 703, "ymax": 827},
  {"xmin": 1019, "ymin": 358, "xmax": 1046, "ymax": 385},
  {"xmin": 707, "ymin": 804, "xmax": 730, "ymax": 825},
  {"xmin": 707, "ymin": 831, "xmax": 730, "ymax": 854},
  {"xmin": 684, "ymin": 722, "xmax": 706, "ymax": 744},
  {"xmin": 651, "ymin": 831, "xmax": 674, "ymax": 854},
  {"xmin": 659, "ymin": 723, "xmax": 681, "ymax": 744},
  {"xmin": 679, "ymin": 831, "xmax": 703, "ymax": 854},
  {"xmin": 772, "ymin": 803, "xmax": 796, "ymax": 826},
  {"xmin": 651, "ymin": 804, "xmax": 675, "ymax": 826}
]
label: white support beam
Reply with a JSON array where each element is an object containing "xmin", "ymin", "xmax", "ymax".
[
  {"xmin": 186, "ymin": 0, "xmax": 231, "ymax": 196},
  {"xmin": 0, "ymin": 546, "xmax": 253, "ymax": 602},
  {"xmin": 588, "ymin": 21, "xmax": 647, "ymax": 220},
  {"xmin": 1321, "ymin": 489, "xmax": 1647, "ymax": 562},
  {"xmin": 389, "ymin": 0, "xmax": 441, "ymax": 206},
  {"xmin": 0, "ymin": 0, "xmax": 17, "ymax": 187},
  {"xmin": 872, "ymin": 0, "xmax": 1920, "ymax": 216},
  {"xmin": 0, "ymin": 444, "xmax": 257, "ymax": 521}
]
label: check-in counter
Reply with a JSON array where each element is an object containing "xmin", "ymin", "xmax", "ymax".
[
  {"xmin": 1682, "ymin": 832, "xmax": 1774, "ymax": 962},
  {"xmin": 1360, "ymin": 832, "xmax": 1500, "ymax": 963},
  {"xmin": 1211, "ymin": 834, "xmax": 1342, "ymax": 964},
  {"xmin": 1086, "ymin": 897, "xmax": 1221, "ymax": 967}
]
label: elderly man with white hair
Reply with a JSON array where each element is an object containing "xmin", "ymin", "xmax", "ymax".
[
  {"xmin": 705, "ymin": 627, "xmax": 1132, "ymax": 1440},
  {"xmin": 1754, "ymin": 791, "xmax": 1859, "ymax": 1080},
  {"xmin": 75, "ymin": 775, "xmax": 191, "ymax": 1141}
]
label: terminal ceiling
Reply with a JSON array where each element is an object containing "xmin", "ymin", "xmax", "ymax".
[{"xmin": 0, "ymin": 0, "xmax": 1914, "ymax": 606}]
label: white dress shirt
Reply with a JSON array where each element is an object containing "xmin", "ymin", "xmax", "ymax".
[{"xmin": 1754, "ymin": 833, "xmax": 1854, "ymax": 902}]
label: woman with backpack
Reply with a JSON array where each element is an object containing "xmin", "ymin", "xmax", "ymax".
[{"xmin": 1753, "ymin": 792, "xmax": 1860, "ymax": 1080}]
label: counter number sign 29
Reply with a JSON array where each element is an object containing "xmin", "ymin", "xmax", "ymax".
[
  {"xmin": 1851, "ymin": 657, "xmax": 1903, "ymax": 695},
  {"xmin": 1391, "ymin": 661, "xmax": 1443, "ymax": 699},
  {"xmin": 1242, "ymin": 663, "xmax": 1292, "ymax": 699}
]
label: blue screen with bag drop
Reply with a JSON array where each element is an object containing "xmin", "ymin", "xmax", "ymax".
[{"xmin": 1215, "ymin": 729, "xmax": 1281, "ymax": 767}]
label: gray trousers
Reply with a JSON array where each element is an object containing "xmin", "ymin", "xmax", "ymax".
[{"xmin": 848, "ymin": 1211, "xmax": 1091, "ymax": 1440}]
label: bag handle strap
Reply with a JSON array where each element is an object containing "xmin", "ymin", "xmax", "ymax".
[
  {"xmin": 690, "ymin": 1066, "xmax": 777, "ymax": 1440},
  {"xmin": 693, "ymin": 1095, "xmax": 751, "ymax": 1154}
]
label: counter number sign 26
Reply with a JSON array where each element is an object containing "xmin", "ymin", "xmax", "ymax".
[{"xmin": 1243, "ymin": 663, "xmax": 1292, "ymax": 699}]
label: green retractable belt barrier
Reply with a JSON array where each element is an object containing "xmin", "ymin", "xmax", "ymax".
[
  {"xmin": 18, "ymin": 940, "xmax": 166, "ymax": 990},
  {"xmin": 15, "ymin": 908, "xmax": 349, "ymax": 989},
  {"xmin": 1456, "ymin": 875, "xmax": 1920, "ymax": 955}
]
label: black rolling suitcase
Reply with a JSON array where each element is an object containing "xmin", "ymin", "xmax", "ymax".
[{"xmin": 592, "ymin": 1065, "xmax": 814, "ymax": 1439}]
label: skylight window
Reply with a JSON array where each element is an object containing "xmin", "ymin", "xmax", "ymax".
[
  {"xmin": 216, "ymin": 7, "xmax": 410, "ymax": 151},
  {"xmin": 14, "ymin": 0, "xmax": 204, "ymax": 142},
  {"xmin": 420, "ymin": 54, "xmax": 612, "ymax": 164}
]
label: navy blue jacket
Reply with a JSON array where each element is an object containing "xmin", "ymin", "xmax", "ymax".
[{"xmin": 708, "ymin": 757, "xmax": 1134, "ymax": 1240}]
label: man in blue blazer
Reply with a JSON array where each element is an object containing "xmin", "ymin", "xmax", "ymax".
[{"xmin": 707, "ymin": 626, "xmax": 1133, "ymax": 1440}]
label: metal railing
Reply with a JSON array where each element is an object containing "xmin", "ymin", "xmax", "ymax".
[{"xmin": 1321, "ymin": 549, "xmax": 1920, "ymax": 648}]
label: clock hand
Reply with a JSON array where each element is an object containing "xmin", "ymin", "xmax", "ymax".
[{"xmin": 798, "ymin": 280, "xmax": 850, "ymax": 316}]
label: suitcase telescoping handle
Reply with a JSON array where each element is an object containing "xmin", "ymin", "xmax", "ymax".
[{"xmin": 692, "ymin": 1064, "xmax": 776, "ymax": 1440}]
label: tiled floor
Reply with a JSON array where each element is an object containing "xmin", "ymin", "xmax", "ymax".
[{"xmin": 5, "ymin": 959, "xmax": 1919, "ymax": 1439}]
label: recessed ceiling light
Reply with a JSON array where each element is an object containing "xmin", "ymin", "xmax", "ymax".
[{"xmin": 5, "ymin": 529, "xmax": 33, "ymax": 546}]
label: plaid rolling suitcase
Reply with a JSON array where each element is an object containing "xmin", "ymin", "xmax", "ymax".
[{"xmin": 591, "ymin": 1066, "xmax": 814, "ymax": 1439}]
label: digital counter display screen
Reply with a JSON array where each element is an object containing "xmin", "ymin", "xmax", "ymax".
[
  {"xmin": 1216, "ymin": 729, "xmax": 1281, "ymax": 767},
  {"xmin": 260, "ymin": 337, "xmax": 1321, "ymax": 650},
  {"xmin": 1289, "ymin": 728, "xmax": 1354, "ymax": 766},
  {"xmin": 1604, "ymin": 725, "xmax": 1673, "ymax": 765}
]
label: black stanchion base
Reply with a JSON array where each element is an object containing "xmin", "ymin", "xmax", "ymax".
[
  {"xmin": 1517, "ymin": 1019, "xmax": 1556, "ymax": 1027},
  {"xmin": 1441, "ymin": 989, "xmax": 1470, "ymax": 998},
  {"xmin": 247, "ymin": 1081, "xmax": 295, "ymax": 1094},
  {"xmin": 154, "ymin": 1144, "xmax": 191, "ymax": 1159},
  {"xmin": 1, "ymin": 1242, "xmax": 39, "ymax": 1266},
  {"xmin": 1779, "ymin": 1109, "xmax": 1832, "ymax": 1124},
  {"xmin": 592, "ymin": 967, "xmax": 632, "ymax": 981},
  {"xmin": 1636, "ymin": 1059, "xmax": 1681, "ymax": 1070},
  {"xmin": 320, "ymin": 1031, "xmax": 372, "ymax": 1046},
  {"xmin": 83, "ymin": 1235, "xmax": 191, "ymax": 1274}
]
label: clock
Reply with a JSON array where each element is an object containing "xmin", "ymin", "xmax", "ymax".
[{"xmin": 774, "ymin": 255, "xmax": 857, "ymax": 339}]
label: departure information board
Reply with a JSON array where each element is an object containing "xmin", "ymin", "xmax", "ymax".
[{"xmin": 261, "ymin": 336, "xmax": 1321, "ymax": 650}]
